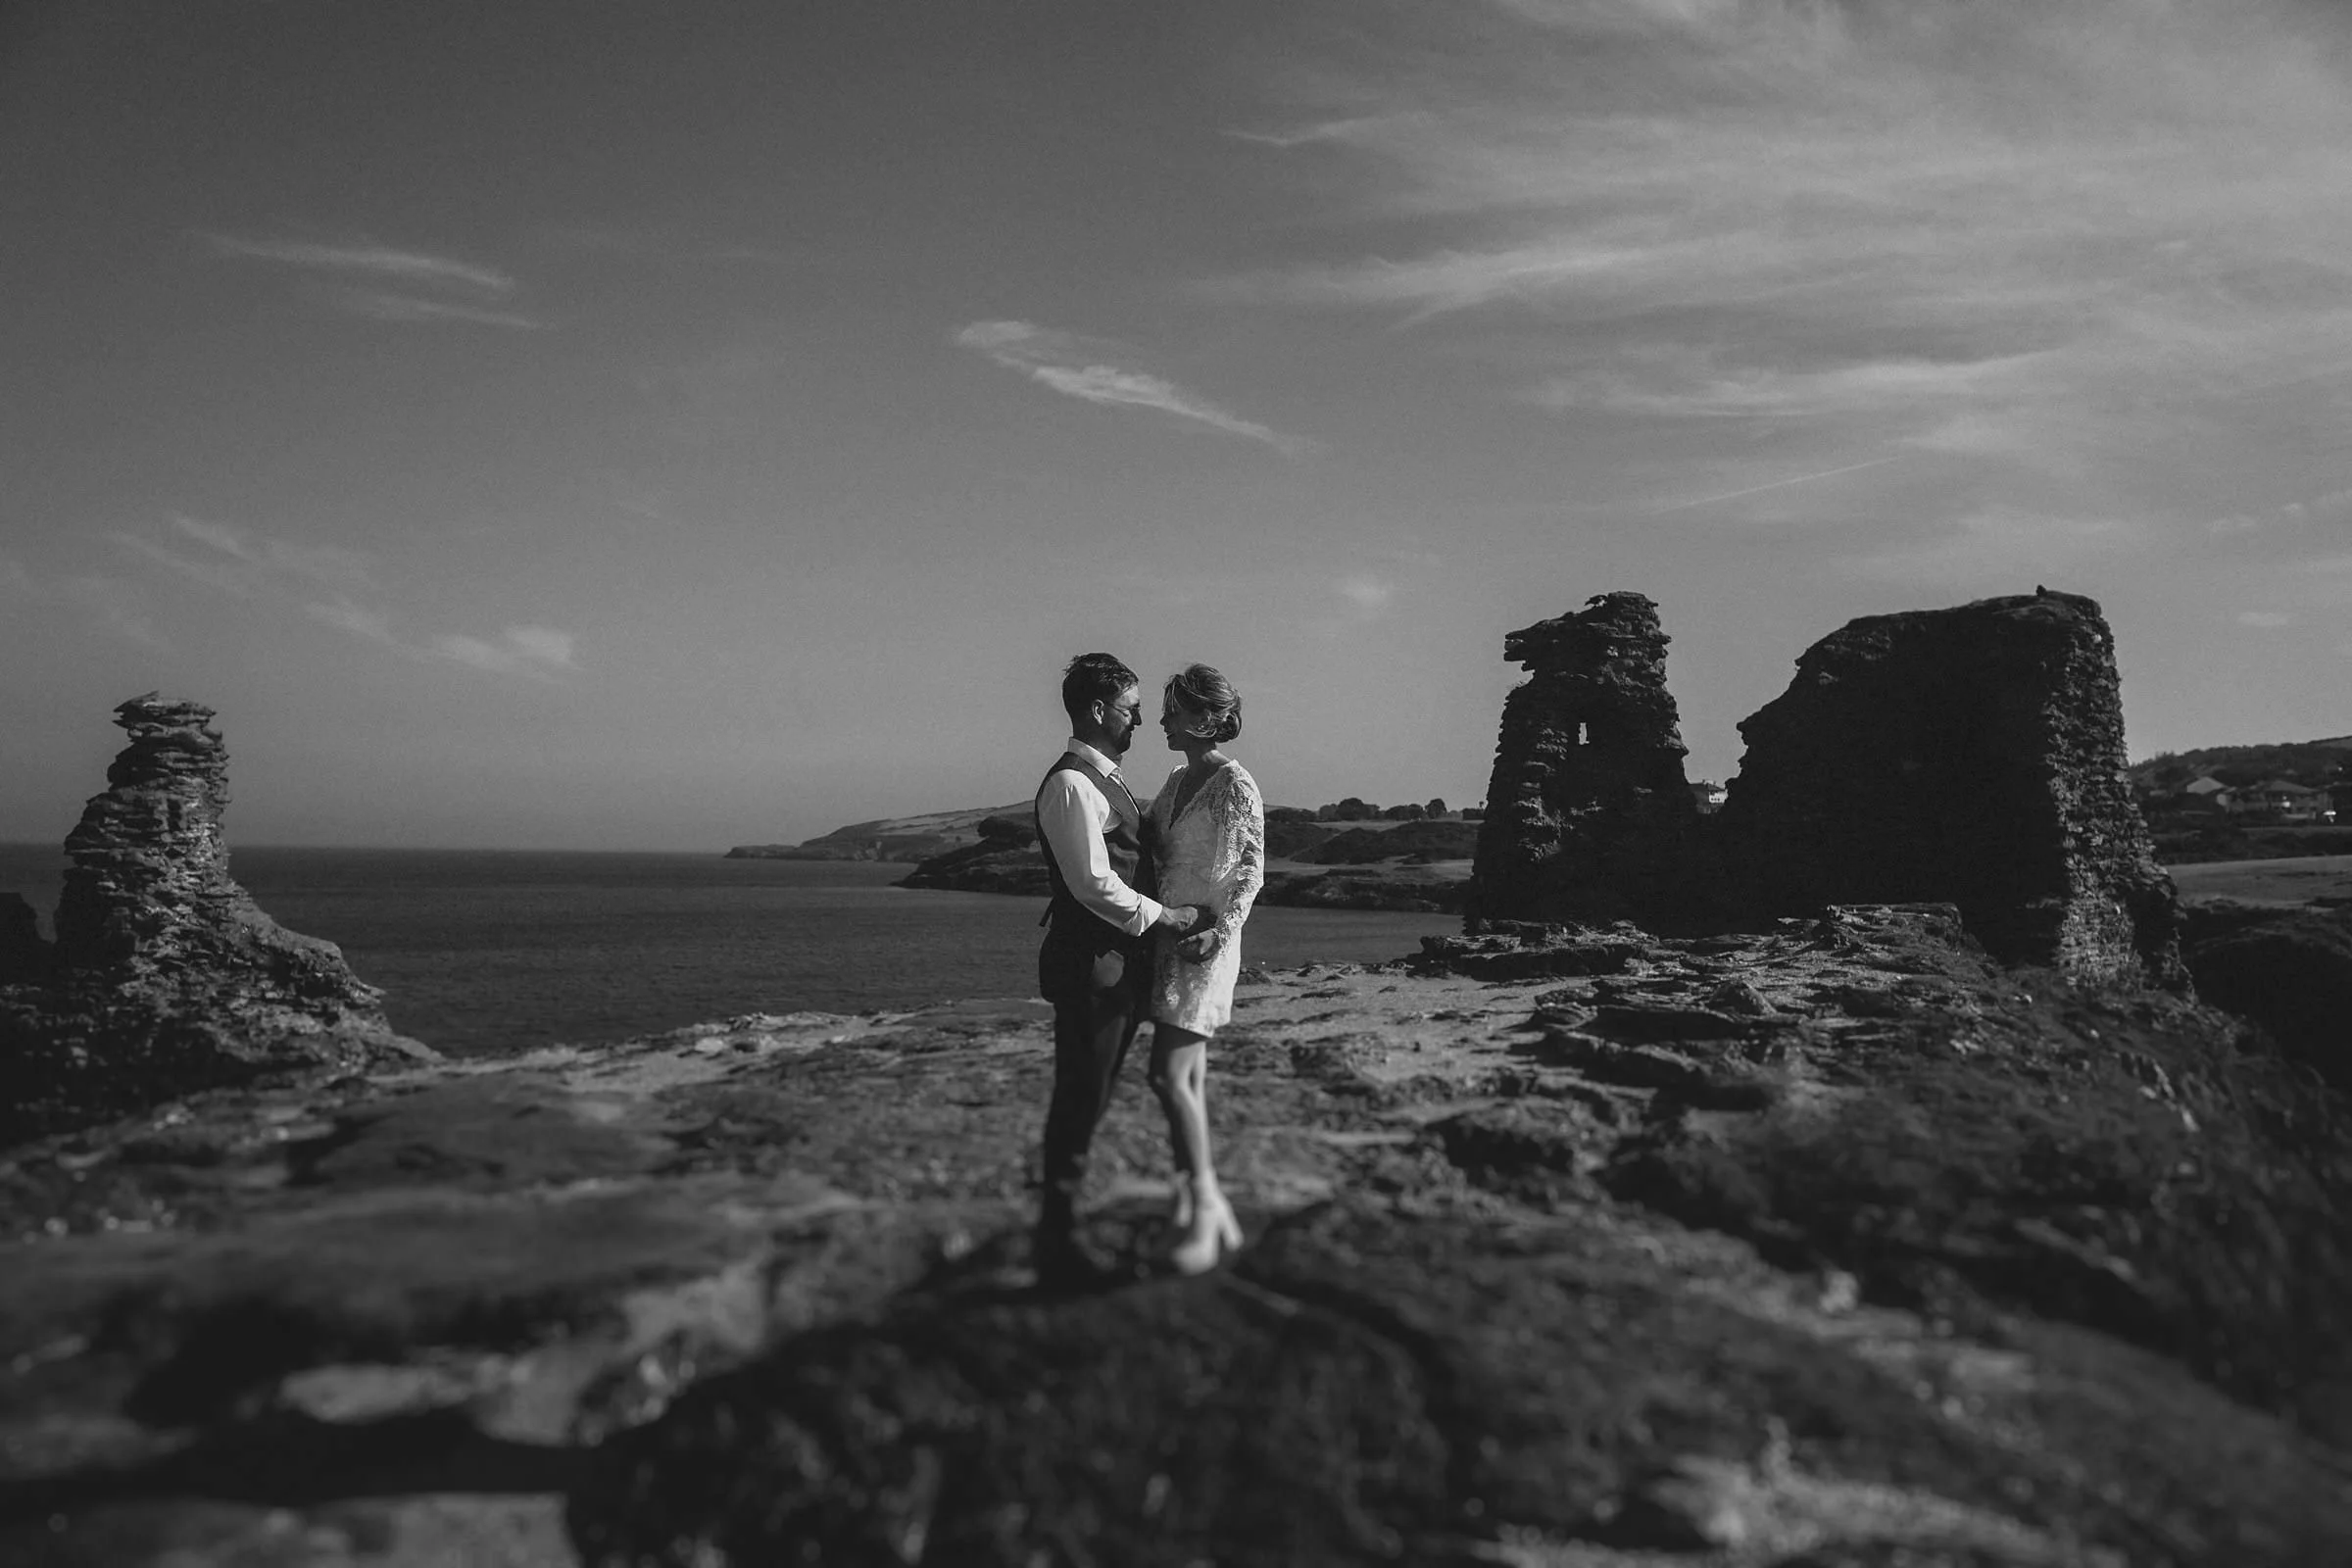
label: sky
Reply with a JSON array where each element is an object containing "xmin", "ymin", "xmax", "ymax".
[{"xmin": 4, "ymin": 0, "xmax": 2350, "ymax": 851}]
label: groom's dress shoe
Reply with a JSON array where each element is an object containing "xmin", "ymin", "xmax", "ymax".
[{"xmin": 1032, "ymin": 1225, "xmax": 1118, "ymax": 1291}]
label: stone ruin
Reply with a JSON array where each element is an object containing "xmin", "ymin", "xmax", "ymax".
[
  {"xmin": 1463, "ymin": 588, "xmax": 2184, "ymax": 988},
  {"xmin": 1467, "ymin": 591, "xmax": 1699, "ymax": 927},
  {"xmin": 1716, "ymin": 589, "xmax": 2181, "ymax": 985},
  {"xmin": 1, "ymin": 695, "xmax": 425, "ymax": 1140}
]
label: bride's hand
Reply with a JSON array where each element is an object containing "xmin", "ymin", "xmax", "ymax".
[{"xmin": 1178, "ymin": 927, "xmax": 1226, "ymax": 962}]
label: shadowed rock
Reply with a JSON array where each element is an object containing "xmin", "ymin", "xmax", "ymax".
[
  {"xmin": 1717, "ymin": 589, "xmax": 2184, "ymax": 985},
  {"xmin": 1468, "ymin": 592, "xmax": 1699, "ymax": 927},
  {"xmin": 895, "ymin": 812, "xmax": 1051, "ymax": 897},
  {"xmin": 571, "ymin": 1201, "xmax": 2352, "ymax": 1567},
  {"xmin": 1, "ymin": 696, "xmax": 426, "ymax": 1144},
  {"xmin": 0, "ymin": 893, "xmax": 48, "ymax": 986},
  {"xmin": 2180, "ymin": 902, "xmax": 2352, "ymax": 1092}
]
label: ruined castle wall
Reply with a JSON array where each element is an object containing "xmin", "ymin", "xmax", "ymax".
[
  {"xmin": 1715, "ymin": 590, "xmax": 2182, "ymax": 986},
  {"xmin": 1468, "ymin": 592, "xmax": 1699, "ymax": 926}
]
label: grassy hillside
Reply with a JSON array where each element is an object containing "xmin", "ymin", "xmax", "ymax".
[
  {"xmin": 728, "ymin": 803, "xmax": 1029, "ymax": 861},
  {"xmin": 2130, "ymin": 734, "xmax": 2352, "ymax": 792}
]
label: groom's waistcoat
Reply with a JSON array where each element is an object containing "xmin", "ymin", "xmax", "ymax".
[{"xmin": 1036, "ymin": 752, "xmax": 1152, "ymax": 946}]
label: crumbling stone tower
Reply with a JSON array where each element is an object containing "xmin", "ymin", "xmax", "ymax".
[
  {"xmin": 52, "ymin": 696, "xmax": 376, "ymax": 1003},
  {"xmin": 1716, "ymin": 589, "xmax": 2183, "ymax": 986},
  {"xmin": 4, "ymin": 695, "xmax": 422, "ymax": 1143},
  {"xmin": 1468, "ymin": 592, "xmax": 1699, "ymax": 926}
]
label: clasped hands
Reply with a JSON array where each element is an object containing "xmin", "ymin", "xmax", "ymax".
[{"xmin": 1158, "ymin": 900, "xmax": 1226, "ymax": 962}]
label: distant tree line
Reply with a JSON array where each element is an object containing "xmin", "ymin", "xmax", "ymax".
[{"xmin": 2130, "ymin": 739, "xmax": 2352, "ymax": 796}]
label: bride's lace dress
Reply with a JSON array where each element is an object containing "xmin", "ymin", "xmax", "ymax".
[{"xmin": 1146, "ymin": 760, "xmax": 1265, "ymax": 1035}]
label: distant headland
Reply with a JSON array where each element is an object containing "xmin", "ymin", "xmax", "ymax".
[
  {"xmin": 725, "ymin": 802, "xmax": 1031, "ymax": 864},
  {"xmin": 729, "ymin": 797, "xmax": 1494, "ymax": 912}
]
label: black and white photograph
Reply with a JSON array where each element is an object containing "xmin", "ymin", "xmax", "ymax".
[{"xmin": 3, "ymin": 2, "xmax": 2350, "ymax": 1562}]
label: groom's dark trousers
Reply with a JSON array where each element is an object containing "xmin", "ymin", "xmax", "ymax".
[{"xmin": 1033, "ymin": 753, "xmax": 1152, "ymax": 1248}]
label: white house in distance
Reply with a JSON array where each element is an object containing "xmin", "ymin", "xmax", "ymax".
[
  {"xmin": 2179, "ymin": 776, "xmax": 2233, "ymax": 812},
  {"xmin": 2246, "ymin": 778, "xmax": 2331, "ymax": 821}
]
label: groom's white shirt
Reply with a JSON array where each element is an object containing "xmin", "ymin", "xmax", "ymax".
[{"xmin": 1037, "ymin": 737, "xmax": 1164, "ymax": 936}]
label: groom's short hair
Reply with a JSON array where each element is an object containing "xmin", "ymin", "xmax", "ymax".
[{"xmin": 1061, "ymin": 653, "xmax": 1139, "ymax": 723}]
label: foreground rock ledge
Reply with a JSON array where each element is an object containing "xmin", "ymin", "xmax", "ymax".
[{"xmin": 3, "ymin": 906, "xmax": 2348, "ymax": 1566}]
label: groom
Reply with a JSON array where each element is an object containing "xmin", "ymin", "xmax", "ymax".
[{"xmin": 1031, "ymin": 652, "xmax": 1206, "ymax": 1286}]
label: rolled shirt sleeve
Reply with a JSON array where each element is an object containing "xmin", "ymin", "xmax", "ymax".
[{"xmin": 1036, "ymin": 769, "xmax": 1164, "ymax": 937}]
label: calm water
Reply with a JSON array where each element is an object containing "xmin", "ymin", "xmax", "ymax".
[{"xmin": 0, "ymin": 845, "xmax": 1453, "ymax": 1055}]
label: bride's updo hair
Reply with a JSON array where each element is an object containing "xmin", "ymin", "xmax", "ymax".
[{"xmin": 1164, "ymin": 663, "xmax": 1242, "ymax": 743}]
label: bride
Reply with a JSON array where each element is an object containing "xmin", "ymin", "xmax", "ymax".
[{"xmin": 1143, "ymin": 663, "xmax": 1265, "ymax": 1274}]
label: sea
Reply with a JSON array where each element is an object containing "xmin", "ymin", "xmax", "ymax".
[{"xmin": 0, "ymin": 846, "xmax": 1456, "ymax": 1056}]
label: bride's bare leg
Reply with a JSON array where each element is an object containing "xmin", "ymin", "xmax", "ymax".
[
  {"xmin": 1151, "ymin": 1025, "xmax": 1240, "ymax": 1271},
  {"xmin": 1148, "ymin": 1024, "xmax": 1211, "ymax": 1200}
]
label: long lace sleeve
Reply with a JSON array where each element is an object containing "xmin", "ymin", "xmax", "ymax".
[{"xmin": 1212, "ymin": 767, "xmax": 1264, "ymax": 945}]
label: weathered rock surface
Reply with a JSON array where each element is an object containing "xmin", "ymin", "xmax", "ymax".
[
  {"xmin": 1718, "ymin": 589, "xmax": 2184, "ymax": 986},
  {"xmin": 894, "ymin": 812, "xmax": 1052, "ymax": 897},
  {"xmin": 6, "ymin": 909, "xmax": 2348, "ymax": 1565},
  {"xmin": 2180, "ymin": 901, "xmax": 2352, "ymax": 1093},
  {"xmin": 0, "ymin": 894, "xmax": 47, "ymax": 987},
  {"xmin": 1469, "ymin": 591, "xmax": 1700, "ymax": 927},
  {"xmin": 0, "ymin": 697, "xmax": 426, "ymax": 1145}
]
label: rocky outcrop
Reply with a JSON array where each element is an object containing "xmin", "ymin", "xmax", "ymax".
[
  {"xmin": 728, "ymin": 802, "xmax": 1029, "ymax": 862},
  {"xmin": 7, "ymin": 913, "xmax": 2351, "ymax": 1564},
  {"xmin": 1467, "ymin": 592, "xmax": 1699, "ymax": 926},
  {"xmin": 0, "ymin": 893, "xmax": 47, "ymax": 986},
  {"xmin": 0, "ymin": 696, "xmax": 426, "ymax": 1143},
  {"xmin": 894, "ymin": 812, "xmax": 1052, "ymax": 897},
  {"xmin": 1716, "ymin": 589, "xmax": 2183, "ymax": 986},
  {"xmin": 2180, "ymin": 901, "xmax": 2352, "ymax": 1092}
]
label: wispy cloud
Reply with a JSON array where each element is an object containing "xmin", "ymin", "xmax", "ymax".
[
  {"xmin": 538, "ymin": 224, "xmax": 816, "ymax": 268},
  {"xmin": 1641, "ymin": 455, "xmax": 1904, "ymax": 515},
  {"xmin": 1336, "ymin": 573, "xmax": 1396, "ymax": 612},
  {"xmin": 339, "ymin": 292, "xmax": 547, "ymax": 330},
  {"xmin": 1232, "ymin": 0, "xmax": 2352, "ymax": 468},
  {"xmin": 429, "ymin": 625, "xmax": 577, "ymax": 677},
  {"xmin": 1837, "ymin": 506, "xmax": 2138, "ymax": 586},
  {"xmin": 127, "ymin": 518, "xmax": 577, "ymax": 679},
  {"xmin": 2206, "ymin": 485, "xmax": 2352, "ymax": 537},
  {"xmin": 199, "ymin": 235, "xmax": 516, "ymax": 293},
  {"xmin": 199, "ymin": 232, "xmax": 544, "ymax": 328},
  {"xmin": 0, "ymin": 552, "xmax": 165, "ymax": 649},
  {"xmin": 954, "ymin": 319, "xmax": 1301, "ymax": 452},
  {"xmin": 125, "ymin": 514, "xmax": 377, "ymax": 597}
]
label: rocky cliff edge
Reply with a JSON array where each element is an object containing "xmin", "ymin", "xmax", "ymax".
[{"xmin": 4, "ymin": 905, "xmax": 2349, "ymax": 1565}]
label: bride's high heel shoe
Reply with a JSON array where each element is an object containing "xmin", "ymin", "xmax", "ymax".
[{"xmin": 1169, "ymin": 1187, "xmax": 1243, "ymax": 1276}]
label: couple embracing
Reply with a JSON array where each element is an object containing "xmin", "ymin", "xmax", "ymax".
[{"xmin": 1032, "ymin": 653, "xmax": 1265, "ymax": 1289}]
